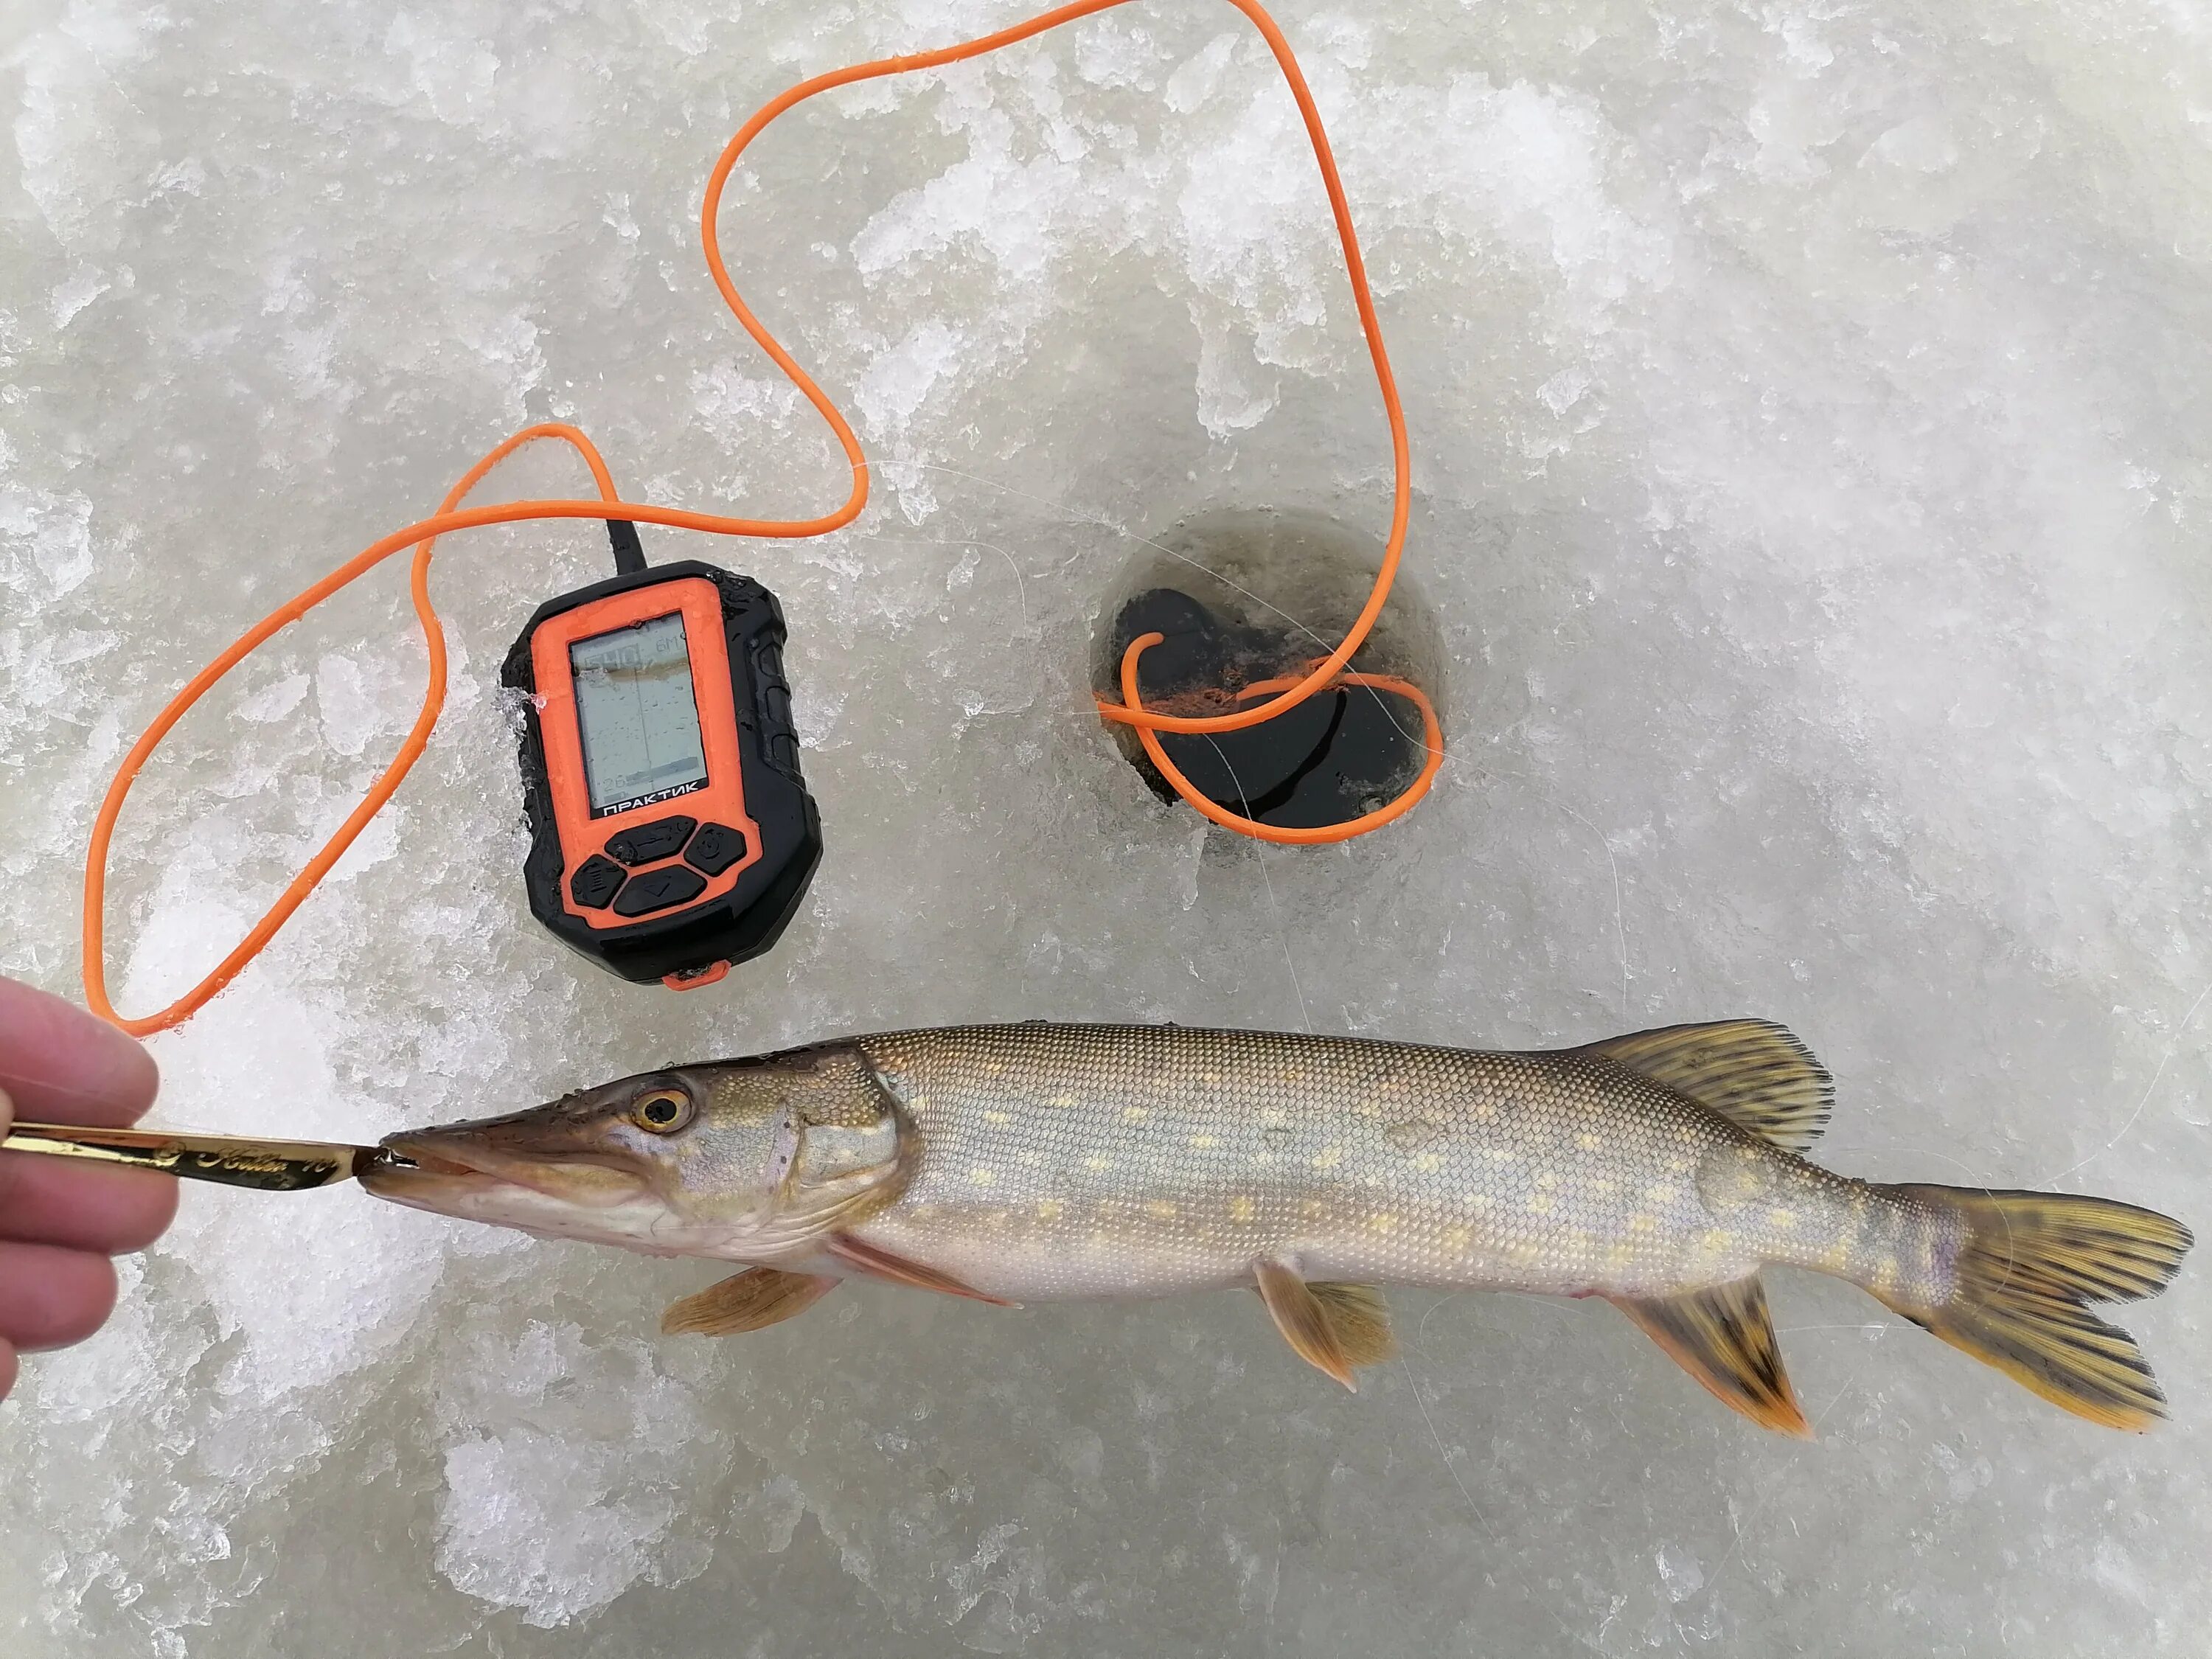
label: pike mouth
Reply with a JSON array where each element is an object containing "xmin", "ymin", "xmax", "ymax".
[
  {"xmin": 374, "ymin": 1133, "xmax": 509, "ymax": 1179},
  {"xmin": 361, "ymin": 1130, "xmax": 645, "ymax": 1207},
  {"xmin": 372, "ymin": 1146, "xmax": 475, "ymax": 1178},
  {"xmin": 361, "ymin": 1133, "xmax": 537, "ymax": 1198}
]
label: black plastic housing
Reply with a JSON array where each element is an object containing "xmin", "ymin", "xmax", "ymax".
[
  {"xmin": 1103, "ymin": 587, "xmax": 1421, "ymax": 831},
  {"xmin": 500, "ymin": 559, "xmax": 821, "ymax": 987}
]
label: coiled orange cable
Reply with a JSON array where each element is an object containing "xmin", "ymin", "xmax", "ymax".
[{"xmin": 81, "ymin": 0, "xmax": 1441, "ymax": 1036}]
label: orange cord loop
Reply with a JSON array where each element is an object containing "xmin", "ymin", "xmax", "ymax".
[
  {"xmin": 81, "ymin": 0, "xmax": 1435, "ymax": 1037},
  {"xmin": 1116, "ymin": 636, "xmax": 1443, "ymax": 846}
]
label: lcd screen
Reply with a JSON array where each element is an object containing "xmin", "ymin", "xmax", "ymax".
[{"xmin": 568, "ymin": 613, "xmax": 710, "ymax": 816}]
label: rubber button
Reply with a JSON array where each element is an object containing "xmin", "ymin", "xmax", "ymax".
[
  {"xmin": 569, "ymin": 855, "xmax": 626, "ymax": 910},
  {"xmin": 685, "ymin": 822, "xmax": 748, "ymax": 877},
  {"xmin": 611, "ymin": 864, "xmax": 707, "ymax": 917},
  {"xmin": 607, "ymin": 815, "xmax": 698, "ymax": 866}
]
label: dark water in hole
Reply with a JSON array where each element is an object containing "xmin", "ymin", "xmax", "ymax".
[{"xmin": 1093, "ymin": 510, "xmax": 1444, "ymax": 832}]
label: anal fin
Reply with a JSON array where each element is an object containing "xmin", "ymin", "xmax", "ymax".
[
  {"xmin": 1607, "ymin": 1276, "xmax": 1812, "ymax": 1439},
  {"xmin": 828, "ymin": 1234, "xmax": 1018, "ymax": 1307},
  {"xmin": 1253, "ymin": 1259, "xmax": 1397, "ymax": 1391},
  {"xmin": 661, "ymin": 1267, "xmax": 838, "ymax": 1336}
]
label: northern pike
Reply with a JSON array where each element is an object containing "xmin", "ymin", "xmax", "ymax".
[{"xmin": 362, "ymin": 1020, "xmax": 2191, "ymax": 1435}]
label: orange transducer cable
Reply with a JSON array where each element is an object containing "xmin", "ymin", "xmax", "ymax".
[{"xmin": 81, "ymin": 0, "xmax": 1444, "ymax": 1037}]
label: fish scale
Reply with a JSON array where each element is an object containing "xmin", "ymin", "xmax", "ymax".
[
  {"xmin": 852, "ymin": 1024, "xmax": 1824, "ymax": 1302},
  {"xmin": 366, "ymin": 1018, "xmax": 2192, "ymax": 1436}
]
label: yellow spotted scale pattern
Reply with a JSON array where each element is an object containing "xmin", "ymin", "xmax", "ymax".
[
  {"xmin": 841, "ymin": 1023, "xmax": 1953, "ymax": 1307},
  {"xmin": 369, "ymin": 1018, "xmax": 2188, "ymax": 1427}
]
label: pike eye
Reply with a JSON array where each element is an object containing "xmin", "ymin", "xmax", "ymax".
[{"xmin": 633, "ymin": 1089, "xmax": 694, "ymax": 1134}]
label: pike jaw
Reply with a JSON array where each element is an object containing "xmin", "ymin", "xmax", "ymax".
[{"xmin": 361, "ymin": 1045, "xmax": 910, "ymax": 1262}]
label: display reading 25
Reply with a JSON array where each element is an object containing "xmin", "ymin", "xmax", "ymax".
[{"xmin": 501, "ymin": 545, "xmax": 821, "ymax": 989}]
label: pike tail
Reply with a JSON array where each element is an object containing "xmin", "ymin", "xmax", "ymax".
[{"xmin": 1875, "ymin": 1186, "xmax": 2191, "ymax": 1432}]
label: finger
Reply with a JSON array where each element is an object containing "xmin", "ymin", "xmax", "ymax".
[
  {"xmin": 0, "ymin": 977, "xmax": 160, "ymax": 1126},
  {"xmin": 0, "ymin": 1242, "xmax": 118, "ymax": 1352},
  {"xmin": 0, "ymin": 1337, "xmax": 16, "ymax": 1403},
  {"xmin": 0, "ymin": 1153, "xmax": 178, "ymax": 1254}
]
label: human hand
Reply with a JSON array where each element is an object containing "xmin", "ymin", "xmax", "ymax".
[{"xmin": 0, "ymin": 975, "xmax": 177, "ymax": 1402}]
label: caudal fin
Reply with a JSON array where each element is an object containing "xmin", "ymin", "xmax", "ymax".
[{"xmin": 1877, "ymin": 1186, "xmax": 2191, "ymax": 1432}]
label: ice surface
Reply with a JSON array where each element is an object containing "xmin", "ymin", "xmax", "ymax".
[{"xmin": 3, "ymin": 0, "xmax": 2210, "ymax": 1652}]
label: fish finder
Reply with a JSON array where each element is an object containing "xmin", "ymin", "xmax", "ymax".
[{"xmin": 500, "ymin": 525, "xmax": 821, "ymax": 989}]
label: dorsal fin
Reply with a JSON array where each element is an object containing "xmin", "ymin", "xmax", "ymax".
[{"xmin": 1585, "ymin": 1020, "xmax": 1832, "ymax": 1152}]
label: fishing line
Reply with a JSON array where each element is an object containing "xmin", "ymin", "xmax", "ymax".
[{"xmin": 82, "ymin": 0, "xmax": 1444, "ymax": 1037}]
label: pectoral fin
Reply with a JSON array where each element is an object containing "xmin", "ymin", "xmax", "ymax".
[
  {"xmin": 1253, "ymin": 1259, "xmax": 1397, "ymax": 1391},
  {"xmin": 661, "ymin": 1267, "xmax": 839, "ymax": 1336},
  {"xmin": 1607, "ymin": 1276, "xmax": 1812, "ymax": 1438},
  {"xmin": 827, "ymin": 1234, "xmax": 1018, "ymax": 1306}
]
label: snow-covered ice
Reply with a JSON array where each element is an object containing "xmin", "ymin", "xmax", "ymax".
[{"xmin": 3, "ymin": 0, "xmax": 2208, "ymax": 1652}]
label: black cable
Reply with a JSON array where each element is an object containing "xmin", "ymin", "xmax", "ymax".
[{"xmin": 607, "ymin": 519, "xmax": 647, "ymax": 576}]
